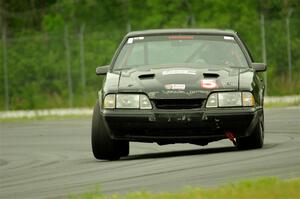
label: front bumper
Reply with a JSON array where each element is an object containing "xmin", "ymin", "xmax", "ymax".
[{"xmin": 101, "ymin": 107, "xmax": 262, "ymax": 142}]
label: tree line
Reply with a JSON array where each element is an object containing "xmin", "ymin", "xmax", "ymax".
[{"xmin": 0, "ymin": 0, "xmax": 299, "ymax": 110}]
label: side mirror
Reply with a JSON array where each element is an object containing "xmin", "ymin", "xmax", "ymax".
[
  {"xmin": 252, "ymin": 63, "xmax": 267, "ymax": 72},
  {"xmin": 96, "ymin": 65, "xmax": 110, "ymax": 75}
]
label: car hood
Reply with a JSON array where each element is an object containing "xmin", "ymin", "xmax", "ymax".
[{"xmin": 107, "ymin": 67, "xmax": 252, "ymax": 99}]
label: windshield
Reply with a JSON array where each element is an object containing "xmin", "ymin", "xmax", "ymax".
[{"xmin": 113, "ymin": 35, "xmax": 249, "ymax": 70}]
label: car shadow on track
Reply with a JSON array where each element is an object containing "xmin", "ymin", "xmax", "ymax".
[{"xmin": 120, "ymin": 146, "xmax": 238, "ymax": 161}]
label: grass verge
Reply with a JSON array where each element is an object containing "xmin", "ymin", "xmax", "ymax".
[
  {"xmin": 1, "ymin": 100, "xmax": 299, "ymax": 122},
  {"xmin": 68, "ymin": 177, "xmax": 300, "ymax": 199},
  {"xmin": 264, "ymin": 99, "xmax": 300, "ymax": 108},
  {"xmin": 0, "ymin": 114, "xmax": 91, "ymax": 123}
]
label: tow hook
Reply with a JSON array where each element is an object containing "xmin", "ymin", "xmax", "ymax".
[{"xmin": 225, "ymin": 131, "xmax": 236, "ymax": 146}]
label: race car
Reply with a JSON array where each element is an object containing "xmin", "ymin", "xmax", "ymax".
[{"xmin": 91, "ymin": 29, "xmax": 267, "ymax": 160}]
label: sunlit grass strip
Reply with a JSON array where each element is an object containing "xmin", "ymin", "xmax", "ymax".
[
  {"xmin": 0, "ymin": 98, "xmax": 299, "ymax": 122},
  {"xmin": 0, "ymin": 114, "xmax": 91, "ymax": 122},
  {"xmin": 264, "ymin": 99, "xmax": 300, "ymax": 108},
  {"xmin": 68, "ymin": 177, "xmax": 300, "ymax": 199}
]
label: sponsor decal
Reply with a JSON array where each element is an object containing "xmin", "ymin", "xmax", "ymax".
[
  {"xmin": 127, "ymin": 38, "xmax": 133, "ymax": 44},
  {"xmin": 162, "ymin": 69, "xmax": 196, "ymax": 76},
  {"xmin": 162, "ymin": 90, "xmax": 185, "ymax": 95},
  {"xmin": 127, "ymin": 37, "xmax": 144, "ymax": 44},
  {"xmin": 165, "ymin": 84, "xmax": 186, "ymax": 90},
  {"xmin": 224, "ymin": 36, "xmax": 234, "ymax": 41},
  {"xmin": 200, "ymin": 79, "xmax": 218, "ymax": 89},
  {"xmin": 168, "ymin": 35, "xmax": 194, "ymax": 40}
]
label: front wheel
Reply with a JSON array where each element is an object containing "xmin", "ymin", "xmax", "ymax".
[
  {"xmin": 91, "ymin": 101, "xmax": 129, "ymax": 160},
  {"xmin": 236, "ymin": 115, "xmax": 264, "ymax": 150}
]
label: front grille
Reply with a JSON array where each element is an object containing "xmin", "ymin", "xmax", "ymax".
[{"xmin": 153, "ymin": 99, "xmax": 205, "ymax": 109}]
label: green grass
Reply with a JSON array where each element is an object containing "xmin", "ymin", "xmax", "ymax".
[
  {"xmin": 0, "ymin": 114, "xmax": 91, "ymax": 123},
  {"xmin": 264, "ymin": 99, "xmax": 300, "ymax": 108},
  {"xmin": 68, "ymin": 177, "xmax": 300, "ymax": 199},
  {"xmin": 1, "ymin": 100, "xmax": 299, "ymax": 122}
]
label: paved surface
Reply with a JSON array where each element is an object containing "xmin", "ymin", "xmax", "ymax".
[{"xmin": 0, "ymin": 107, "xmax": 300, "ymax": 199}]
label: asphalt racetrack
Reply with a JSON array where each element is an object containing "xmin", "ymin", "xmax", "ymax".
[{"xmin": 1, "ymin": 107, "xmax": 300, "ymax": 199}]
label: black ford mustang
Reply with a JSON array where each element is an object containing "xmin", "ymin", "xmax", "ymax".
[{"xmin": 92, "ymin": 29, "xmax": 267, "ymax": 160}]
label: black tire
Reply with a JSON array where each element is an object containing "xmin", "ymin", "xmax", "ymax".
[
  {"xmin": 91, "ymin": 101, "xmax": 129, "ymax": 160},
  {"xmin": 119, "ymin": 143, "xmax": 130, "ymax": 157},
  {"xmin": 236, "ymin": 114, "xmax": 264, "ymax": 150}
]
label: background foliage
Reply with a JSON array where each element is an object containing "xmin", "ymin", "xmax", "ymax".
[{"xmin": 0, "ymin": 0, "xmax": 299, "ymax": 110}]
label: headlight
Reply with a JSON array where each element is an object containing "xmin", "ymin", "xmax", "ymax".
[
  {"xmin": 242, "ymin": 92, "xmax": 255, "ymax": 106},
  {"xmin": 139, "ymin": 95, "xmax": 152, "ymax": 109},
  {"xmin": 206, "ymin": 93, "xmax": 218, "ymax": 108},
  {"xmin": 103, "ymin": 94, "xmax": 152, "ymax": 109},
  {"xmin": 116, "ymin": 94, "xmax": 140, "ymax": 109},
  {"xmin": 206, "ymin": 92, "xmax": 254, "ymax": 108},
  {"xmin": 103, "ymin": 94, "xmax": 116, "ymax": 109},
  {"xmin": 218, "ymin": 92, "xmax": 242, "ymax": 107}
]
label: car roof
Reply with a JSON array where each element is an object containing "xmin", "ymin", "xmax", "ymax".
[{"xmin": 125, "ymin": 29, "xmax": 237, "ymax": 37}]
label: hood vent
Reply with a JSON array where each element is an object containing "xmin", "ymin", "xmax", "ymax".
[
  {"xmin": 138, "ymin": 74, "xmax": 155, "ymax": 79},
  {"xmin": 203, "ymin": 73, "xmax": 219, "ymax": 78}
]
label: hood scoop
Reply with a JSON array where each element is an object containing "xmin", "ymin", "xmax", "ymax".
[
  {"xmin": 203, "ymin": 73, "xmax": 219, "ymax": 78},
  {"xmin": 139, "ymin": 74, "xmax": 155, "ymax": 79}
]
